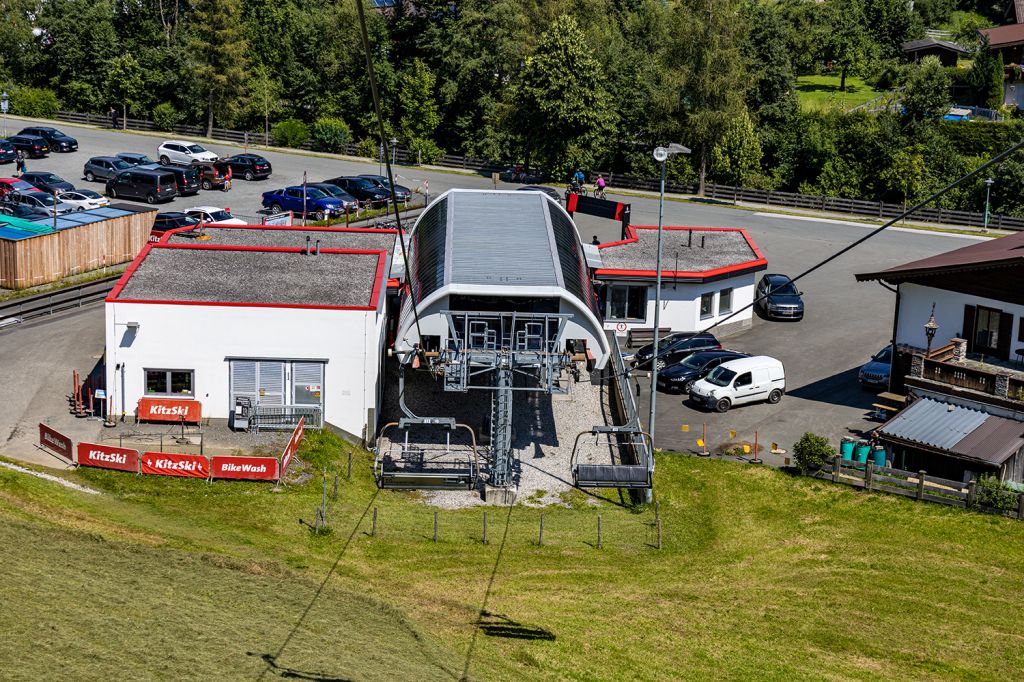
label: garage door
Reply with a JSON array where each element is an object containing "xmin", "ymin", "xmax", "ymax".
[{"xmin": 230, "ymin": 360, "xmax": 285, "ymax": 406}]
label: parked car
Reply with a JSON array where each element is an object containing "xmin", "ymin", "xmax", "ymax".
[
  {"xmin": 147, "ymin": 163, "xmax": 201, "ymax": 196},
  {"xmin": 105, "ymin": 169, "xmax": 179, "ymax": 204},
  {"xmin": 151, "ymin": 211, "xmax": 202, "ymax": 241},
  {"xmin": 657, "ymin": 350, "xmax": 750, "ymax": 394},
  {"xmin": 756, "ymin": 273, "xmax": 804, "ymax": 320},
  {"xmin": 688, "ymin": 355, "xmax": 786, "ymax": 413},
  {"xmin": 323, "ymin": 176, "xmax": 389, "ymax": 207},
  {"xmin": 191, "ymin": 160, "xmax": 232, "ymax": 190},
  {"xmin": 307, "ymin": 183, "xmax": 360, "ymax": 214},
  {"xmin": 18, "ymin": 126, "xmax": 77, "ymax": 152},
  {"xmin": 859, "ymin": 346, "xmax": 893, "ymax": 389},
  {"xmin": 1, "ymin": 203, "xmax": 39, "ymax": 219},
  {"xmin": 83, "ymin": 156, "xmax": 133, "ymax": 183},
  {"xmin": 184, "ymin": 206, "xmax": 246, "ymax": 225},
  {"xmin": 116, "ymin": 152, "xmax": 157, "ymax": 167},
  {"xmin": 7, "ymin": 134, "xmax": 50, "ymax": 158},
  {"xmin": 224, "ymin": 153, "xmax": 272, "ymax": 180},
  {"xmin": 2, "ymin": 190, "xmax": 75, "ymax": 217},
  {"xmin": 358, "ymin": 174, "xmax": 413, "ymax": 203},
  {"xmin": 633, "ymin": 332, "xmax": 722, "ymax": 371},
  {"xmin": 261, "ymin": 186, "xmax": 346, "ymax": 220},
  {"xmin": 0, "ymin": 139, "xmax": 17, "ymax": 164},
  {"xmin": 157, "ymin": 140, "xmax": 218, "ymax": 165},
  {"xmin": 19, "ymin": 171, "xmax": 74, "ymax": 194},
  {"xmin": 0, "ymin": 178, "xmax": 36, "ymax": 198},
  {"xmin": 57, "ymin": 189, "xmax": 110, "ymax": 211},
  {"xmin": 517, "ymin": 185, "xmax": 562, "ymax": 203}
]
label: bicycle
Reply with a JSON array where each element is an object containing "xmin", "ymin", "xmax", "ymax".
[
  {"xmin": 594, "ymin": 186, "xmax": 607, "ymax": 200},
  {"xmin": 565, "ymin": 181, "xmax": 588, "ymax": 196}
]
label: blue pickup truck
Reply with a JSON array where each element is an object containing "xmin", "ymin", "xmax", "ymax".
[{"xmin": 261, "ymin": 186, "xmax": 347, "ymax": 220}]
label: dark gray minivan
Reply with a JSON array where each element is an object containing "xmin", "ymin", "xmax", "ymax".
[{"xmin": 105, "ymin": 169, "xmax": 178, "ymax": 204}]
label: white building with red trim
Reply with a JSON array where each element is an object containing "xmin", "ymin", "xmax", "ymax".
[
  {"xmin": 593, "ymin": 225, "xmax": 768, "ymax": 338},
  {"xmin": 104, "ymin": 224, "xmax": 399, "ymax": 442}
]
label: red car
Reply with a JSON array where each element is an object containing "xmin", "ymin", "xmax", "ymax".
[{"xmin": 0, "ymin": 177, "xmax": 36, "ymax": 199}]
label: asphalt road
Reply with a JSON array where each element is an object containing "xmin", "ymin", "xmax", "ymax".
[{"xmin": 0, "ymin": 115, "xmax": 989, "ymax": 466}]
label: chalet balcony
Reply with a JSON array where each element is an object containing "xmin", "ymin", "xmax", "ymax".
[{"xmin": 903, "ymin": 338, "xmax": 1024, "ymax": 407}]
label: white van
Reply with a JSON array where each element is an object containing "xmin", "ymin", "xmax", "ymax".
[{"xmin": 688, "ymin": 355, "xmax": 785, "ymax": 413}]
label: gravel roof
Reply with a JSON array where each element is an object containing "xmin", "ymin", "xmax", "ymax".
[
  {"xmin": 598, "ymin": 227, "xmax": 761, "ymax": 276},
  {"xmin": 117, "ymin": 247, "xmax": 383, "ymax": 308},
  {"xmin": 167, "ymin": 226, "xmax": 396, "ymax": 255}
]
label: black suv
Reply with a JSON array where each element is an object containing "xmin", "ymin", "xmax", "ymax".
[
  {"xmin": 7, "ymin": 134, "xmax": 50, "ymax": 158},
  {"xmin": 17, "ymin": 126, "xmax": 77, "ymax": 152},
  {"xmin": 224, "ymin": 153, "xmax": 272, "ymax": 180},
  {"xmin": 656, "ymin": 350, "xmax": 750, "ymax": 394},
  {"xmin": 0, "ymin": 139, "xmax": 17, "ymax": 163},
  {"xmin": 756, "ymin": 273, "xmax": 804, "ymax": 321},
  {"xmin": 358, "ymin": 174, "xmax": 413, "ymax": 203},
  {"xmin": 150, "ymin": 163, "xmax": 201, "ymax": 196},
  {"xmin": 633, "ymin": 332, "xmax": 722, "ymax": 371},
  {"xmin": 151, "ymin": 212, "xmax": 201, "ymax": 241},
  {"xmin": 323, "ymin": 176, "xmax": 388, "ymax": 207},
  {"xmin": 20, "ymin": 171, "xmax": 74, "ymax": 193},
  {"xmin": 106, "ymin": 169, "xmax": 178, "ymax": 204}
]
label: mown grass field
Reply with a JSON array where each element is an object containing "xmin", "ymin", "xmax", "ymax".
[
  {"xmin": 796, "ymin": 74, "xmax": 887, "ymax": 111},
  {"xmin": 2, "ymin": 430, "xmax": 1024, "ymax": 680}
]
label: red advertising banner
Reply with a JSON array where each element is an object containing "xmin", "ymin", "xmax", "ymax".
[
  {"xmin": 211, "ymin": 455, "xmax": 280, "ymax": 481},
  {"xmin": 38, "ymin": 423, "xmax": 73, "ymax": 464},
  {"xmin": 279, "ymin": 416, "xmax": 305, "ymax": 478},
  {"xmin": 77, "ymin": 442, "xmax": 140, "ymax": 473},
  {"xmin": 140, "ymin": 451, "xmax": 209, "ymax": 478},
  {"xmin": 137, "ymin": 398, "xmax": 202, "ymax": 424}
]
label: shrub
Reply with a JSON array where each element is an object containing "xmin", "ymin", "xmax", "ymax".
[
  {"xmin": 974, "ymin": 475, "xmax": 1018, "ymax": 513},
  {"xmin": 407, "ymin": 136, "xmax": 443, "ymax": 165},
  {"xmin": 793, "ymin": 432, "xmax": 835, "ymax": 474},
  {"xmin": 311, "ymin": 117, "xmax": 351, "ymax": 153},
  {"xmin": 355, "ymin": 137, "xmax": 379, "ymax": 159},
  {"xmin": 271, "ymin": 118, "xmax": 310, "ymax": 148},
  {"xmin": 152, "ymin": 103, "xmax": 181, "ymax": 132},
  {"xmin": 9, "ymin": 86, "xmax": 60, "ymax": 118}
]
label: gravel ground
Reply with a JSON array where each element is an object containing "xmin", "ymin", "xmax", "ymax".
[
  {"xmin": 376, "ymin": 359, "xmax": 620, "ymax": 508},
  {"xmin": 96, "ymin": 421, "xmax": 288, "ymax": 457}
]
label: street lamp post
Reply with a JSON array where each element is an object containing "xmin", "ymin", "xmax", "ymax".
[
  {"xmin": 1, "ymin": 92, "xmax": 8, "ymax": 138},
  {"xmin": 390, "ymin": 137, "xmax": 398, "ymax": 166},
  {"xmin": 983, "ymin": 177, "xmax": 994, "ymax": 232},
  {"xmin": 648, "ymin": 143, "xmax": 691, "ymax": 455},
  {"xmin": 924, "ymin": 302, "xmax": 939, "ymax": 359}
]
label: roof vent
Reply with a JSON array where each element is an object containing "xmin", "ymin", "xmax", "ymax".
[{"xmin": 947, "ymin": 404, "xmax": 955, "ymax": 412}]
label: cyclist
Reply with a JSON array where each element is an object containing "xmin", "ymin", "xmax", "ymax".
[
  {"xmin": 574, "ymin": 169, "xmax": 585, "ymax": 187},
  {"xmin": 595, "ymin": 174, "xmax": 607, "ymax": 199}
]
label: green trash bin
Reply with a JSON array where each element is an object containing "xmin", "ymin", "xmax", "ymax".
[
  {"xmin": 854, "ymin": 441, "xmax": 871, "ymax": 463},
  {"xmin": 840, "ymin": 437, "xmax": 855, "ymax": 461},
  {"xmin": 872, "ymin": 445, "xmax": 886, "ymax": 467}
]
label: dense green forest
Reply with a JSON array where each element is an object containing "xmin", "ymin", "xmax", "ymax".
[{"xmin": 5, "ymin": 0, "xmax": 1024, "ymax": 214}]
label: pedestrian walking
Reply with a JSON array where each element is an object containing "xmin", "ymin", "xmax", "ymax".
[
  {"xmin": 15, "ymin": 150, "xmax": 26, "ymax": 176},
  {"xmin": 591, "ymin": 235, "xmax": 600, "ymax": 246},
  {"xmin": 109, "ymin": 106, "xmax": 118, "ymax": 129}
]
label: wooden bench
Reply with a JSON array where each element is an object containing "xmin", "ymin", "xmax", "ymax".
[
  {"xmin": 871, "ymin": 403, "xmax": 899, "ymax": 412},
  {"xmin": 626, "ymin": 327, "xmax": 672, "ymax": 348}
]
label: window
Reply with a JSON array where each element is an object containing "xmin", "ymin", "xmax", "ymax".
[
  {"xmin": 145, "ymin": 369, "xmax": 194, "ymax": 396},
  {"xmin": 700, "ymin": 292, "xmax": 715, "ymax": 320},
  {"xmin": 604, "ymin": 284, "xmax": 648, "ymax": 321},
  {"xmin": 718, "ymin": 288, "xmax": 733, "ymax": 315},
  {"xmin": 734, "ymin": 372, "xmax": 752, "ymax": 387},
  {"xmin": 1018, "ymin": 317, "xmax": 1024, "ymax": 343}
]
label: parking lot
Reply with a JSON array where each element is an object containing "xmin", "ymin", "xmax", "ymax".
[{"xmin": 0, "ymin": 116, "xmax": 990, "ymax": 467}]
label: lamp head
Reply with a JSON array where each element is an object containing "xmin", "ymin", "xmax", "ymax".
[
  {"xmin": 653, "ymin": 143, "xmax": 692, "ymax": 163},
  {"xmin": 653, "ymin": 147, "xmax": 668, "ymax": 163}
]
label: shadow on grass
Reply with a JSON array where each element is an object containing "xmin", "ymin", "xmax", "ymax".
[
  {"xmin": 475, "ymin": 611, "xmax": 556, "ymax": 641},
  {"xmin": 796, "ymin": 83, "xmax": 868, "ymax": 95},
  {"xmin": 250, "ymin": 652, "xmax": 352, "ymax": 681}
]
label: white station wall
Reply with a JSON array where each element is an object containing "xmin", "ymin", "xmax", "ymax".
[
  {"xmin": 896, "ymin": 282, "xmax": 1024, "ymax": 357},
  {"xmin": 105, "ymin": 302, "xmax": 384, "ymax": 441},
  {"xmin": 601, "ymin": 273, "xmax": 756, "ymax": 335}
]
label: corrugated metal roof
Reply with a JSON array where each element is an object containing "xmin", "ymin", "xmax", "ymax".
[
  {"xmin": 0, "ymin": 206, "xmax": 138, "ymax": 240},
  {"xmin": 447, "ymin": 191, "xmax": 561, "ymax": 288},
  {"xmin": 879, "ymin": 397, "xmax": 988, "ymax": 451},
  {"xmin": 951, "ymin": 414, "xmax": 1024, "ymax": 465}
]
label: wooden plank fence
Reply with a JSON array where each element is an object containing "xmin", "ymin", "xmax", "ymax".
[
  {"xmin": 813, "ymin": 456, "xmax": 1024, "ymax": 520},
  {"xmin": 52, "ymin": 110, "xmax": 1024, "ymax": 232}
]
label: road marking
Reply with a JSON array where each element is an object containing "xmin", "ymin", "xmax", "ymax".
[{"xmin": 753, "ymin": 212, "xmax": 991, "ymax": 241}]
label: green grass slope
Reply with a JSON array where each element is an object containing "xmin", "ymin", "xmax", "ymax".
[
  {"xmin": 796, "ymin": 74, "xmax": 887, "ymax": 111},
  {"xmin": 2, "ymin": 431, "xmax": 1023, "ymax": 680}
]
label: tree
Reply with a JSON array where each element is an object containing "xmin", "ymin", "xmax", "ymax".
[
  {"xmin": 665, "ymin": 0, "xmax": 748, "ymax": 194},
  {"xmin": 511, "ymin": 15, "xmax": 615, "ymax": 178},
  {"xmin": 398, "ymin": 59, "xmax": 440, "ymax": 144},
  {"xmin": 880, "ymin": 145, "xmax": 926, "ymax": 210},
  {"xmin": 188, "ymin": 0, "xmax": 248, "ymax": 136},
  {"xmin": 968, "ymin": 36, "xmax": 1004, "ymax": 109},
  {"xmin": 863, "ymin": 0, "xmax": 921, "ymax": 59},
  {"xmin": 900, "ymin": 55, "xmax": 951, "ymax": 122},
  {"xmin": 105, "ymin": 53, "xmax": 143, "ymax": 128},
  {"xmin": 741, "ymin": 1, "xmax": 797, "ymax": 123},
  {"xmin": 793, "ymin": 432, "xmax": 835, "ymax": 474},
  {"xmin": 819, "ymin": 0, "xmax": 870, "ymax": 92},
  {"xmin": 711, "ymin": 111, "xmax": 763, "ymax": 186},
  {"xmin": 243, "ymin": 65, "xmax": 284, "ymax": 145}
]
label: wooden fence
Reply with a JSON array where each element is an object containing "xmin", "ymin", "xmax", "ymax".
[
  {"xmin": 0, "ymin": 206, "xmax": 154, "ymax": 289},
  {"xmin": 812, "ymin": 456, "xmax": 1024, "ymax": 519},
  {"xmin": 52, "ymin": 110, "xmax": 1024, "ymax": 232}
]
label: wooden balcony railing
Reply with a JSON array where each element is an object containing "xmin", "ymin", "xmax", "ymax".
[{"xmin": 922, "ymin": 358, "xmax": 996, "ymax": 395}]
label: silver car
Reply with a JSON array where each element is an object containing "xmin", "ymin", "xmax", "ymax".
[{"xmin": 3, "ymin": 190, "xmax": 75, "ymax": 217}]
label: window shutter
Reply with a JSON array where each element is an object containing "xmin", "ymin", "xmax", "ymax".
[
  {"xmin": 962, "ymin": 305, "xmax": 976, "ymax": 352},
  {"xmin": 231, "ymin": 361, "xmax": 257, "ymax": 401},
  {"xmin": 997, "ymin": 313, "xmax": 1013, "ymax": 361}
]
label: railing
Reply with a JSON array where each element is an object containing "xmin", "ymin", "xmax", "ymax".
[
  {"xmin": 45, "ymin": 110, "xmax": 1024, "ymax": 231},
  {"xmin": 608, "ymin": 333, "xmax": 654, "ymax": 483},
  {"xmin": 0, "ymin": 275, "xmax": 121, "ymax": 326},
  {"xmin": 926, "ymin": 341, "xmax": 956, "ymax": 362},
  {"xmin": 1009, "ymin": 377, "xmax": 1024, "ymax": 402},
  {"xmin": 252, "ymin": 405, "xmax": 322, "ymax": 432},
  {"xmin": 922, "ymin": 358, "xmax": 996, "ymax": 394}
]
